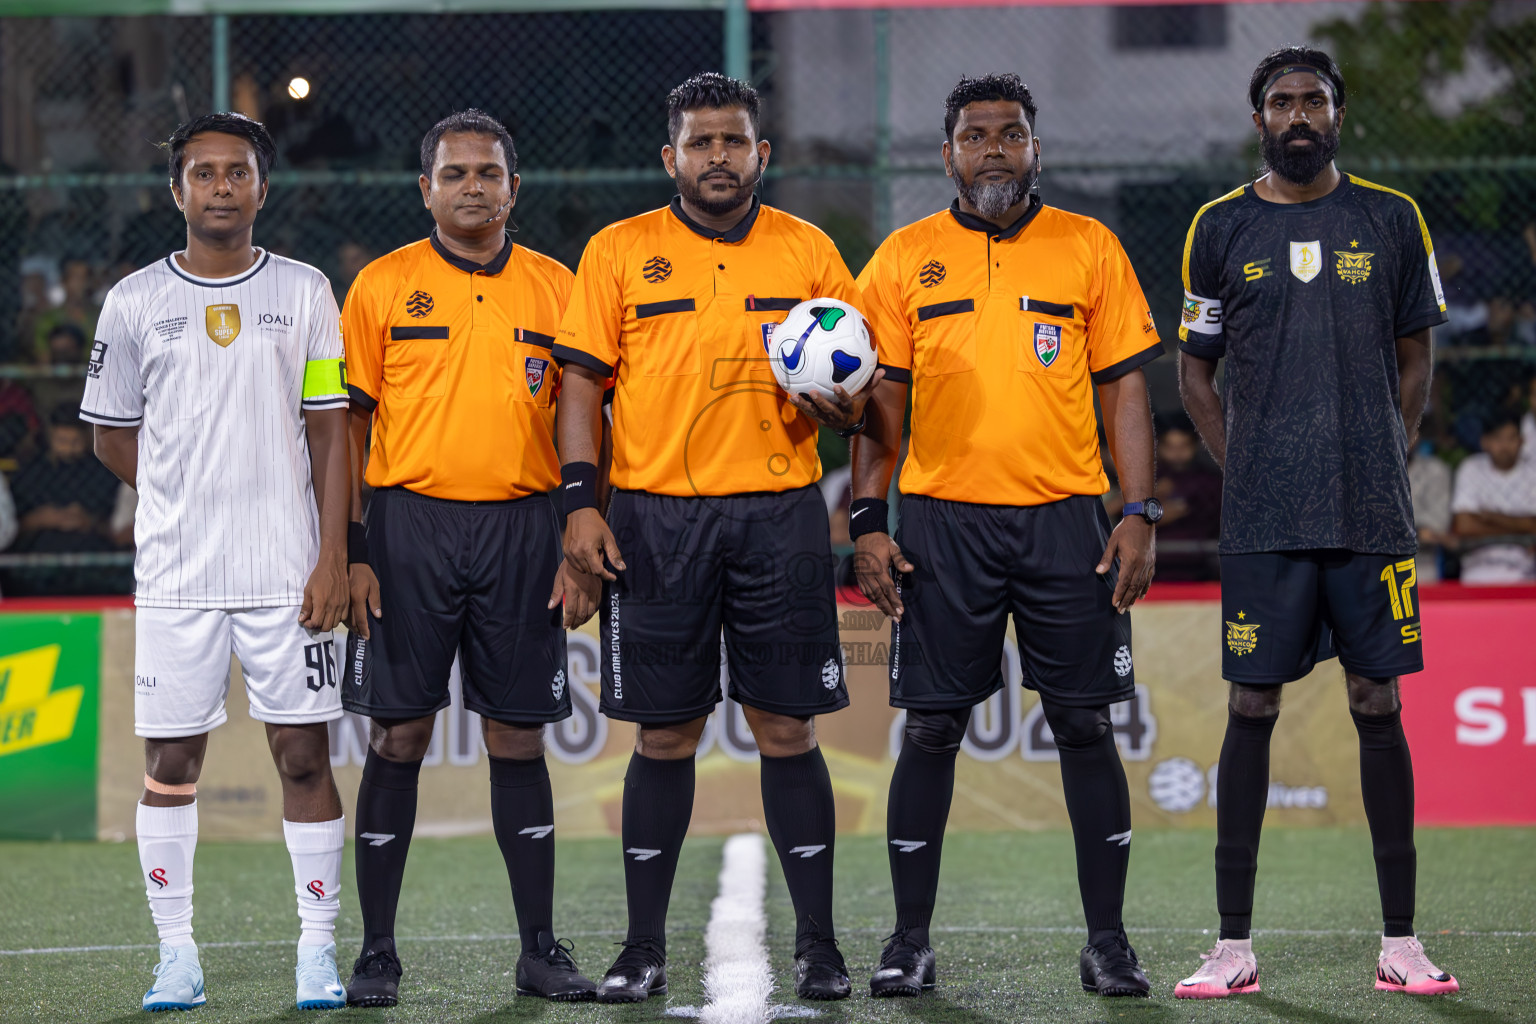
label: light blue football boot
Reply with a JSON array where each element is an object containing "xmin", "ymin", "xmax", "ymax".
[
  {"xmin": 142, "ymin": 942, "xmax": 206, "ymax": 1011},
  {"xmin": 295, "ymin": 942, "xmax": 347, "ymax": 1010}
]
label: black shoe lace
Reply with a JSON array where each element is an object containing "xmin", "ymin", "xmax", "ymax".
[
  {"xmin": 1090, "ymin": 936, "xmax": 1140, "ymax": 971},
  {"xmin": 353, "ymin": 947, "xmax": 401, "ymax": 979},
  {"xmin": 796, "ymin": 936, "xmax": 846, "ymax": 971},
  {"xmin": 532, "ymin": 937, "xmax": 581, "ymax": 972},
  {"xmin": 609, "ymin": 938, "xmax": 665, "ymax": 973},
  {"xmin": 879, "ymin": 928, "xmax": 928, "ymax": 966}
]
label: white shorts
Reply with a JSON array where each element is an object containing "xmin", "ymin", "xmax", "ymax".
[{"xmin": 134, "ymin": 606, "xmax": 343, "ymax": 738}]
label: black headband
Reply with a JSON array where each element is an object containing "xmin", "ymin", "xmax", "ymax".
[{"xmin": 1255, "ymin": 65, "xmax": 1338, "ymax": 110}]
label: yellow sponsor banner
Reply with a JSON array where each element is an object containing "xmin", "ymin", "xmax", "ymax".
[{"xmin": 97, "ymin": 603, "xmax": 1362, "ymax": 841}]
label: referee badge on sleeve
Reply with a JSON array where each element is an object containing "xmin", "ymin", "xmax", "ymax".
[
  {"xmin": 205, "ymin": 304, "xmax": 241, "ymax": 347},
  {"xmin": 1034, "ymin": 323, "xmax": 1061, "ymax": 367}
]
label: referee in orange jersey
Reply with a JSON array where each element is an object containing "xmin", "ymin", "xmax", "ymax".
[
  {"xmin": 554, "ymin": 73, "xmax": 877, "ymax": 1004},
  {"xmin": 338, "ymin": 110, "xmax": 596, "ymax": 1006},
  {"xmin": 854, "ymin": 75, "xmax": 1161, "ymax": 1000}
]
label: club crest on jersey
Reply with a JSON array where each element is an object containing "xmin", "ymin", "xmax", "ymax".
[
  {"xmin": 406, "ymin": 291, "xmax": 433, "ymax": 318},
  {"xmin": 1226, "ymin": 619, "xmax": 1261, "ymax": 656},
  {"xmin": 1181, "ymin": 297, "xmax": 1202, "ymax": 324},
  {"xmin": 643, "ymin": 256, "xmax": 672, "ymax": 283},
  {"xmin": 1034, "ymin": 323, "xmax": 1061, "ymax": 367},
  {"xmin": 1334, "ymin": 249, "xmax": 1375, "ymax": 285},
  {"xmin": 1289, "ymin": 241, "xmax": 1321, "ymax": 283},
  {"xmin": 525, "ymin": 357, "xmax": 549, "ymax": 397},
  {"xmin": 919, "ymin": 260, "xmax": 946, "ymax": 287},
  {"xmin": 205, "ymin": 304, "xmax": 240, "ymax": 346}
]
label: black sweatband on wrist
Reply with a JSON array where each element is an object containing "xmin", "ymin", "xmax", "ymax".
[
  {"xmin": 561, "ymin": 461, "xmax": 600, "ymax": 517},
  {"xmin": 848, "ymin": 497, "xmax": 890, "ymax": 540},
  {"xmin": 347, "ymin": 521, "xmax": 369, "ymax": 565}
]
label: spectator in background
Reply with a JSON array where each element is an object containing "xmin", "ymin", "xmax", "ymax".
[
  {"xmin": 1522, "ymin": 371, "xmax": 1536, "ymax": 455},
  {"xmin": 39, "ymin": 322, "xmax": 87, "ymax": 365},
  {"xmin": 31, "ymin": 259, "xmax": 99, "ymax": 362},
  {"xmin": 9, "ymin": 405, "xmax": 119, "ymax": 555},
  {"xmin": 1408, "ymin": 439, "xmax": 1454, "ymax": 583},
  {"xmin": 0, "ymin": 378, "xmax": 40, "ymax": 463},
  {"xmin": 336, "ymin": 240, "xmax": 376, "ymax": 298},
  {"xmin": 15, "ymin": 271, "xmax": 50, "ymax": 361},
  {"xmin": 1452, "ymin": 411, "xmax": 1536, "ymax": 584},
  {"xmin": 1151, "ymin": 413, "xmax": 1222, "ymax": 581}
]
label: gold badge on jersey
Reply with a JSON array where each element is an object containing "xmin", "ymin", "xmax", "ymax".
[
  {"xmin": 1289, "ymin": 240, "xmax": 1321, "ymax": 283},
  {"xmin": 205, "ymin": 304, "xmax": 241, "ymax": 347},
  {"xmin": 1334, "ymin": 248, "xmax": 1374, "ymax": 285},
  {"xmin": 1225, "ymin": 618, "xmax": 1261, "ymax": 656}
]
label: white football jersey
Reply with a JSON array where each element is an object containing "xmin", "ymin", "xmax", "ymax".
[{"xmin": 81, "ymin": 250, "xmax": 348, "ymax": 609}]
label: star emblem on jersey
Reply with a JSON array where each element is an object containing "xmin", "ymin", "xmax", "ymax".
[
  {"xmin": 1334, "ymin": 248, "xmax": 1375, "ymax": 285},
  {"xmin": 204, "ymin": 304, "xmax": 240, "ymax": 347},
  {"xmin": 526, "ymin": 356, "xmax": 550, "ymax": 398},
  {"xmin": 1225, "ymin": 619, "xmax": 1261, "ymax": 656},
  {"xmin": 1289, "ymin": 240, "xmax": 1321, "ymax": 283},
  {"xmin": 643, "ymin": 256, "xmax": 672, "ymax": 283},
  {"xmin": 406, "ymin": 291, "xmax": 434, "ymax": 318},
  {"xmin": 918, "ymin": 260, "xmax": 946, "ymax": 287},
  {"xmin": 1034, "ymin": 323, "xmax": 1061, "ymax": 367},
  {"xmin": 550, "ymin": 666, "xmax": 565, "ymax": 701},
  {"xmin": 1113, "ymin": 644, "xmax": 1133, "ymax": 677}
]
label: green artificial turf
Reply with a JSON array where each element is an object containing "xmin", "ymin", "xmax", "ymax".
[{"xmin": 1, "ymin": 828, "xmax": 1530, "ymax": 1022}]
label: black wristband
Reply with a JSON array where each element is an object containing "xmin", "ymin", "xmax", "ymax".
[
  {"xmin": 848, "ymin": 497, "xmax": 889, "ymax": 540},
  {"xmin": 347, "ymin": 521, "xmax": 369, "ymax": 565},
  {"xmin": 834, "ymin": 410, "xmax": 867, "ymax": 439},
  {"xmin": 561, "ymin": 461, "xmax": 600, "ymax": 517}
]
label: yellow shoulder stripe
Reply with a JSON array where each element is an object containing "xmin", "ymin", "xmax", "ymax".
[
  {"xmin": 1349, "ymin": 175, "xmax": 1435, "ymax": 261},
  {"xmin": 1181, "ymin": 186, "xmax": 1245, "ymax": 291}
]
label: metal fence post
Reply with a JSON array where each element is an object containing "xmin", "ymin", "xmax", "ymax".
[
  {"xmin": 724, "ymin": 0, "xmax": 749, "ymax": 81},
  {"xmin": 873, "ymin": 7, "xmax": 891, "ymax": 239},
  {"xmin": 212, "ymin": 13, "xmax": 229, "ymax": 113}
]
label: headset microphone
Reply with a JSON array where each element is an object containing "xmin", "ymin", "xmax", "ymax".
[{"xmin": 485, "ymin": 195, "xmax": 514, "ymax": 224}]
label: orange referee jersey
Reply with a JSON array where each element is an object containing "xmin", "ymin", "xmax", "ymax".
[
  {"xmin": 344, "ymin": 231, "xmax": 572, "ymax": 501},
  {"xmin": 554, "ymin": 197, "xmax": 861, "ymax": 497},
  {"xmin": 859, "ymin": 198, "xmax": 1162, "ymax": 507}
]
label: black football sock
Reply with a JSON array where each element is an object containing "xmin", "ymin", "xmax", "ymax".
[
  {"xmin": 354, "ymin": 750, "xmax": 422, "ymax": 952},
  {"xmin": 1215, "ymin": 709, "xmax": 1277, "ymax": 940},
  {"xmin": 759, "ymin": 747, "xmax": 838, "ymax": 953},
  {"xmin": 489, "ymin": 753, "xmax": 557, "ymax": 955},
  {"xmin": 1044, "ymin": 701, "xmax": 1133, "ymax": 950},
  {"xmin": 621, "ymin": 752, "xmax": 696, "ymax": 950},
  {"xmin": 885, "ymin": 729, "xmax": 960, "ymax": 948},
  {"xmin": 1351, "ymin": 707, "xmax": 1417, "ymax": 937}
]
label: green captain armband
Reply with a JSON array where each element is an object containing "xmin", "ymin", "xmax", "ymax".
[{"xmin": 302, "ymin": 358, "xmax": 347, "ymax": 402}]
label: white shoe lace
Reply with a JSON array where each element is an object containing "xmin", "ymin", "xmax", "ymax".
[
  {"xmin": 1386, "ymin": 937, "xmax": 1437, "ymax": 979},
  {"xmin": 296, "ymin": 947, "xmax": 343, "ymax": 994},
  {"xmin": 151, "ymin": 947, "xmax": 200, "ymax": 991},
  {"xmin": 1186, "ymin": 942, "xmax": 1249, "ymax": 984}
]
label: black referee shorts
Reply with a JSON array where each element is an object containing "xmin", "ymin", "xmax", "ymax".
[
  {"xmin": 891, "ymin": 494, "xmax": 1134, "ymax": 710},
  {"xmin": 1219, "ymin": 549, "xmax": 1424, "ymax": 685},
  {"xmin": 342, "ymin": 486, "xmax": 570, "ymax": 725},
  {"xmin": 599, "ymin": 485, "xmax": 848, "ymax": 724}
]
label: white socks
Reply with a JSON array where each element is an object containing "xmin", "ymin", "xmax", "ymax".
[
  {"xmin": 284, "ymin": 817, "xmax": 345, "ymax": 947},
  {"xmin": 137, "ymin": 801, "xmax": 198, "ymax": 946}
]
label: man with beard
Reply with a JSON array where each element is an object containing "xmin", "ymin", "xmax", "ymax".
[
  {"xmin": 553, "ymin": 73, "xmax": 874, "ymax": 1004},
  {"xmin": 1175, "ymin": 48, "xmax": 1457, "ymax": 998},
  {"xmin": 853, "ymin": 73, "xmax": 1161, "ymax": 999}
]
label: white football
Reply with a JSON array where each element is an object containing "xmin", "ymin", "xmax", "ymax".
[{"xmin": 764, "ymin": 297, "xmax": 876, "ymax": 400}]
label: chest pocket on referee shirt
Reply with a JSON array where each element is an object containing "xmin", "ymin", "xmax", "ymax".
[
  {"xmin": 1017, "ymin": 297, "xmax": 1079, "ymax": 380},
  {"xmin": 914, "ymin": 299, "xmax": 976, "ymax": 376},
  {"xmin": 630, "ymin": 298, "xmax": 700, "ymax": 378},
  {"xmin": 385, "ymin": 325, "xmax": 450, "ymax": 399},
  {"xmin": 511, "ymin": 329, "xmax": 557, "ymax": 407}
]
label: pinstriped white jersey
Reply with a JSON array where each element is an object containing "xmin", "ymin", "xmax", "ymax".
[{"xmin": 81, "ymin": 250, "xmax": 348, "ymax": 609}]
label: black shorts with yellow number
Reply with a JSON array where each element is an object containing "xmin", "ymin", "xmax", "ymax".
[
  {"xmin": 891, "ymin": 494, "xmax": 1134, "ymax": 710},
  {"xmin": 1218, "ymin": 549, "xmax": 1424, "ymax": 685},
  {"xmin": 342, "ymin": 487, "xmax": 570, "ymax": 724},
  {"xmin": 600, "ymin": 485, "xmax": 849, "ymax": 724}
]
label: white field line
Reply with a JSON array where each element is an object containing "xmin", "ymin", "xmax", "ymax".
[
  {"xmin": 699, "ymin": 832, "xmax": 773, "ymax": 1024},
  {"xmin": 5, "ymin": 924, "xmax": 1532, "ymax": 957}
]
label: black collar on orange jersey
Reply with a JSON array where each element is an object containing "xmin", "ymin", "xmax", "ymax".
[
  {"xmin": 669, "ymin": 194, "xmax": 762, "ymax": 244},
  {"xmin": 947, "ymin": 193, "xmax": 1044, "ymax": 241},
  {"xmin": 429, "ymin": 228, "xmax": 514, "ymax": 275}
]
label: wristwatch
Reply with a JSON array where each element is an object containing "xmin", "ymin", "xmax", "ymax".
[{"xmin": 1121, "ymin": 498, "xmax": 1164, "ymax": 525}]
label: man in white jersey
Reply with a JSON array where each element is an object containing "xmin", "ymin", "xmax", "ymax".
[{"xmin": 82, "ymin": 113, "xmax": 353, "ymax": 1013}]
